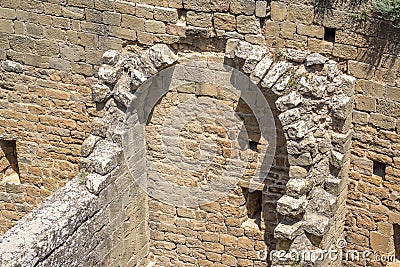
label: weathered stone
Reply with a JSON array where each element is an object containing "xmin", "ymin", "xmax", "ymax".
[
  {"xmin": 81, "ymin": 135, "xmax": 101, "ymax": 157},
  {"xmin": 249, "ymin": 55, "xmax": 273, "ymax": 84},
  {"xmin": 261, "ymin": 61, "xmax": 291, "ymax": 88},
  {"xmin": 289, "ymin": 166, "xmax": 308, "ymax": 179},
  {"xmin": 270, "ymin": 1, "xmax": 287, "ymax": 21},
  {"xmin": 1, "ymin": 60, "xmax": 23, "ymax": 73},
  {"xmin": 237, "ymin": 15, "xmax": 260, "ymax": 34},
  {"xmin": 86, "ymin": 172, "xmax": 110, "ymax": 195},
  {"xmin": 213, "ymin": 13, "xmax": 236, "ymax": 31},
  {"xmin": 305, "ymin": 53, "xmax": 328, "ymax": 66},
  {"xmin": 284, "ymin": 49, "xmax": 308, "ymax": 63},
  {"xmin": 286, "ymin": 178, "xmax": 313, "ymax": 198},
  {"xmin": 285, "ymin": 120, "xmax": 308, "ymax": 140},
  {"xmin": 308, "ymin": 188, "xmax": 337, "ymax": 216},
  {"xmin": 98, "ymin": 65, "xmax": 122, "ymax": 85},
  {"xmin": 274, "ymin": 220, "xmax": 303, "ymax": 240},
  {"xmin": 88, "ymin": 140, "xmax": 122, "ymax": 175},
  {"xmin": 242, "ymin": 45, "xmax": 267, "ymax": 74},
  {"xmin": 145, "ymin": 43, "xmax": 177, "ymax": 68},
  {"xmin": 230, "ymin": 0, "xmax": 255, "ymax": 15},
  {"xmin": 275, "ymin": 91, "xmax": 303, "ymax": 112},
  {"xmin": 91, "ymin": 83, "xmax": 111, "ymax": 103},
  {"xmin": 255, "ymin": 1, "xmax": 268, "ymax": 17},
  {"xmin": 329, "ymin": 95, "xmax": 353, "ymax": 120},
  {"xmin": 288, "ymin": 153, "xmax": 313, "ymax": 167},
  {"xmin": 102, "ymin": 50, "xmax": 120, "ymax": 65},
  {"xmin": 277, "ymin": 195, "xmax": 307, "ymax": 216},
  {"xmin": 303, "ymin": 212, "xmax": 330, "ymax": 236}
]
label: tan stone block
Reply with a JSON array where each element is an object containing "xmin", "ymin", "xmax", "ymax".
[
  {"xmin": 308, "ymin": 38, "xmax": 333, "ymax": 54},
  {"xmin": 221, "ymin": 254, "xmax": 237, "ymax": 266},
  {"xmin": 220, "ymin": 234, "xmax": 236, "ymax": 246},
  {"xmin": 348, "ymin": 60, "xmax": 375, "ymax": 79},
  {"xmin": 177, "ymin": 207, "xmax": 196, "ymax": 218},
  {"xmin": 280, "ymin": 21, "xmax": 296, "ymax": 39},
  {"xmin": 187, "ymin": 11, "xmax": 213, "ymax": 28},
  {"xmin": 154, "ymin": 6, "xmax": 178, "ymax": 23},
  {"xmin": 370, "ymin": 231, "xmax": 392, "ymax": 253},
  {"xmin": 109, "ymin": 26, "xmax": 137, "ymax": 41},
  {"xmin": 145, "ymin": 20, "xmax": 166, "ymax": 34},
  {"xmin": 370, "ymin": 113, "xmax": 396, "ymax": 130},
  {"xmin": 271, "ymin": 1, "xmax": 287, "ymax": 21},
  {"xmin": 237, "ymin": 15, "xmax": 260, "ymax": 34},
  {"xmin": 136, "ymin": 4, "xmax": 154, "ymax": 19},
  {"xmin": 0, "ymin": 19, "xmax": 14, "ymax": 33},
  {"xmin": 121, "ymin": 15, "xmax": 145, "ymax": 31},
  {"xmin": 355, "ymin": 95, "xmax": 376, "ymax": 112},
  {"xmin": 332, "ymin": 43, "xmax": 358, "ymax": 60},
  {"xmin": 206, "ymin": 252, "xmax": 222, "ymax": 262},
  {"xmin": 237, "ymin": 236, "xmax": 254, "ymax": 250},
  {"xmin": 297, "ymin": 24, "xmax": 324, "ymax": 38},
  {"xmin": 287, "ymin": 4, "xmax": 314, "ymax": 25},
  {"xmin": 138, "ymin": 31, "xmax": 154, "ymax": 45}
]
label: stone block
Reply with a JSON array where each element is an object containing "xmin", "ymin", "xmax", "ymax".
[
  {"xmin": 136, "ymin": 4, "xmax": 154, "ymax": 19},
  {"xmin": 103, "ymin": 11, "xmax": 122, "ymax": 26},
  {"xmin": 274, "ymin": 220, "xmax": 303, "ymax": 240},
  {"xmin": 214, "ymin": 13, "xmax": 236, "ymax": 31},
  {"xmin": 0, "ymin": 8, "xmax": 16, "ymax": 20},
  {"xmin": 109, "ymin": 26, "xmax": 137, "ymax": 41},
  {"xmin": 121, "ymin": 15, "xmax": 145, "ymax": 31},
  {"xmin": 145, "ymin": 20, "xmax": 166, "ymax": 34},
  {"xmin": 286, "ymin": 178, "xmax": 312, "ymax": 198},
  {"xmin": 370, "ymin": 113, "xmax": 396, "ymax": 130},
  {"xmin": 352, "ymin": 110, "xmax": 369, "ymax": 125},
  {"xmin": 287, "ymin": 4, "xmax": 314, "ymax": 25},
  {"xmin": 138, "ymin": 32, "xmax": 154, "ymax": 45},
  {"xmin": 308, "ymin": 38, "xmax": 333, "ymax": 54},
  {"xmin": 281, "ymin": 21, "xmax": 296, "ymax": 39},
  {"xmin": 355, "ymin": 95, "xmax": 376, "ymax": 112},
  {"xmin": 276, "ymin": 195, "xmax": 307, "ymax": 216},
  {"xmin": 348, "ymin": 60, "xmax": 375, "ymax": 79},
  {"xmin": 303, "ymin": 212, "xmax": 330, "ymax": 236},
  {"xmin": 182, "ymin": 0, "xmax": 211, "ymax": 12},
  {"xmin": 237, "ymin": 15, "xmax": 260, "ymax": 34},
  {"xmin": 255, "ymin": 1, "xmax": 268, "ymax": 17},
  {"xmin": 187, "ymin": 11, "xmax": 212, "ymax": 28},
  {"xmin": 288, "ymin": 153, "xmax": 312, "ymax": 166},
  {"xmin": 332, "ymin": 44, "xmax": 358, "ymax": 60},
  {"xmin": 154, "ymin": 6, "xmax": 178, "ymax": 23},
  {"xmin": 297, "ymin": 24, "xmax": 324, "ymax": 38},
  {"xmin": 0, "ymin": 19, "xmax": 14, "ymax": 33},
  {"xmin": 230, "ymin": 0, "xmax": 255, "ymax": 15},
  {"xmin": 271, "ymin": 1, "xmax": 287, "ymax": 21},
  {"xmin": 68, "ymin": 0, "xmax": 94, "ymax": 8},
  {"xmin": 370, "ymin": 231, "xmax": 392, "ymax": 253}
]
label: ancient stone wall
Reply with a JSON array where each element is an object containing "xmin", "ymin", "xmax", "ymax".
[{"xmin": 0, "ymin": 0, "xmax": 399, "ymax": 266}]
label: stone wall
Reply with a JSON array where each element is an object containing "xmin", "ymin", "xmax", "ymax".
[{"xmin": 0, "ymin": 0, "xmax": 399, "ymax": 266}]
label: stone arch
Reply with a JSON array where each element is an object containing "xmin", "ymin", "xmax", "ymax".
[{"xmin": 84, "ymin": 40, "xmax": 354, "ymax": 266}]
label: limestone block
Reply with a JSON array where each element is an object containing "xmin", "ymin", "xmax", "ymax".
[
  {"xmin": 250, "ymin": 55, "xmax": 273, "ymax": 84},
  {"xmin": 370, "ymin": 231, "xmax": 393, "ymax": 253},
  {"xmin": 288, "ymin": 153, "xmax": 312, "ymax": 166},
  {"xmin": 1, "ymin": 60, "xmax": 23, "ymax": 73},
  {"xmin": 297, "ymin": 24, "xmax": 324, "ymax": 38},
  {"xmin": 91, "ymin": 83, "xmax": 111, "ymax": 103},
  {"xmin": 86, "ymin": 173, "xmax": 110, "ymax": 195},
  {"xmin": 182, "ymin": 0, "xmax": 211, "ymax": 12},
  {"xmin": 303, "ymin": 212, "xmax": 330, "ymax": 236},
  {"xmin": 145, "ymin": 43, "xmax": 178, "ymax": 68},
  {"xmin": 283, "ymin": 49, "xmax": 308, "ymax": 63},
  {"xmin": 81, "ymin": 135, "xmax": 101, "ymax": 157},
  {"xmin": 98, "ymin": 65, "xmax": 122, "ymax": 85},
  {"xmin": 255, "ymin": 1, "xmax": 268, "ymax": 17},
  {"xmin": 276, "ymin": 91, "xmax": 303, "ymax": 112},
  {"xmin": 355, "ymin": 95, "xmax": 376, "ymax": 112},
  {"xmin": 113, "ymin": 73, "xmax": 134, "ymax": 108},
  {"xmin": 325, "ymin": 178, "xmax": 342, "ymax": 196},
  {"xmin": 237, "ymin": 15, "xmax": 260, "ymax": 34},
  {"xmin": 136, "ymin": 4, "xmax": 154, "ymax": 19},
  {"xmin": 348, "ymin": 60, "xmax": 375, "ymax": 79},
  {"xmin": 289, "ymin": 166, "xmax": 308, "ymax": 179},
  {"xmin": 145, "ymin": 20, "xmax": 166, "ymax": 34},
  {"xmin": 277, "ymin": 195, "xmax": 307, "ymax": 216},
  {"xmin": 261, "ymin": 61, "xmax": 291, "ymax": 88},
  {"xmin": 186, "ymin": 11, "xmax": 213, "ymax": 28},
  {"xmin": 305, "ymin": 53, "xmax": 328, "ymax": 66},
  {"xmin": 274, "ymin": 220, "xmax": 303, "ymax": 240},
  {"xmin": 242, "ymin": 45, "xmax": 267, "ymax": 74},
  {"xmin": 270, "ymin": 1, "xmax": 287, "ymax": 21},
  {"xmin": 88, "ymin": 140, "xmax": 122, "ymax": 175},
  {"xmin": 213, "ymin": 13, "xmax": 236, "ymax": 31},
  {"xmin": 278, "ymin": 108, "xmax": 301, "ymax": 127},
  {"xmin": 154, "ymin": 7, "xmax": 178, "ymax": 24},
  {"xmin": 285, "ymin": 120, "xmax": 308, "ymax": 140},
  {"xmin": 287, "ymin": 4, "xmax": 314, "ymax": 25},
  {"xmin": 329, "ymin": 95, "xmax": 353, "ymax": 120},
  {"xmin": 370, "ymin": 113, "xmax": 396, "ymax": 130},
  {"xmin": 230, "ymin": 0, "xmax": 256, "ymax": 15},
  {"xmin": 286, "ymin": 178, "xmax": 312, "ymax": 198},
  {"xmin": 308, "ymin": 188, "xmax": 337, "ymax": 216},
  {"xmin": 102, "ymin": 50, "xmax": 120, "ymax": 65}
]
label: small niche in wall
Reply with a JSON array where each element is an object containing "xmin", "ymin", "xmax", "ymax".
[
  {"xmin": 394, "ymin": 224, "xmax": 400, "ymax": 260},
  {"xmin": 0, "ymin": 140, "xmax": 20, "ymax": 184},
  {"xmin": 242, "ymin": 187, "xmax": 263, "ymax": 229},
  {"xmin": 324, "ymin": 27, "xmax": 336, "ymax": 43},
  {"xmin": 373, "ymin": 161, "xmax": 386, "ymax": 179}
]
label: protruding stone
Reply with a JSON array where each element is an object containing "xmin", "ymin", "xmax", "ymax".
[
  {"xmin": 102, "ymin": 50, "xmax": 121, "ymax": 66},
  {"xmin": 308, "ymin": 188, "xmax": 337, "ymax": 216},
  {"xmin": 145, "ymin": 44, "xmax": 177, "ymax": 68},
  {"xmin": 88, "ymin": 140, "xmax": 122, "ymax": 175},
  {"xmin": 331, "ymin": 150, "xmax": 345, "ymax": 169},
  {"xmin": 284, "ymin": 49, "xmax": 308, "ymax": 63},
  {"xmin": 277, "ymin": 195, "xmax": 307, "ymax": 216},
  {"xmin": 86, "ymin": 173, "xmax": 111, "ymax": 195},
  {"xmin": 250, "ymin": 55, "xmax": 273, "ymax": 84},
  {"xmin": 261, "ymin": 61, "xmax": 291, "ymax": 88},
  {"xmin": 330, "ymin": 95, "xmax": 353, "ymax": 120},
  {"xmin": 1, "ymin": 60, "xmax": 23, "ymax": 73},
  {"xmin": 275, "ymin": 91, "xmax": 303, "ymax": 112},
  {"xmin": 288, "ymin": 153, "xmax": 313, "ymax": 166},
  {"xmin": 305, "ymin": 53, "xmax": 328, "ymax": 66},
  {"xmin": 289, "ymin": 166, "xmax": 308, "ymax": 178},
  {"xmin": 242, "ymin": 45, "xmax": 267, "ymax": 74},
  {"xmin": 325, "ymin": 178, "xmax": 342, "ymax": 196},
  {"xmin": 234, "ymin": 40, "xmax": 254, "ymax": 59},
  {"xmin": 303, "ymin": 212, "xmax": 330, "ymax": 236},
  {"xmin": 81, "ymin": 135, "xmax": 101, "ymax": 157},
  {"xmin": 98, "ymin": 65, "xmax": 122, "ymax": 85},
  {"xmin": 91, "ymin": 83, "xmax": 111, "ymax": 103},
  {"xmin": 113, "ymin": 73, "xmax": 134, "ymax": 108},
  {"xmin": 285, "ymin": 120, "xmax": 308, "ymax": 140},
  {"xmin": 274, "ymin": 220, "xmax": 303, "ymax": 240},
  {"xmin": 286, "ymin": 178, "xmax": 313, "ymax": 198},
  {"xmin": 225, "ymin": 39, "xmax": 240, "ymax": 58}
]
